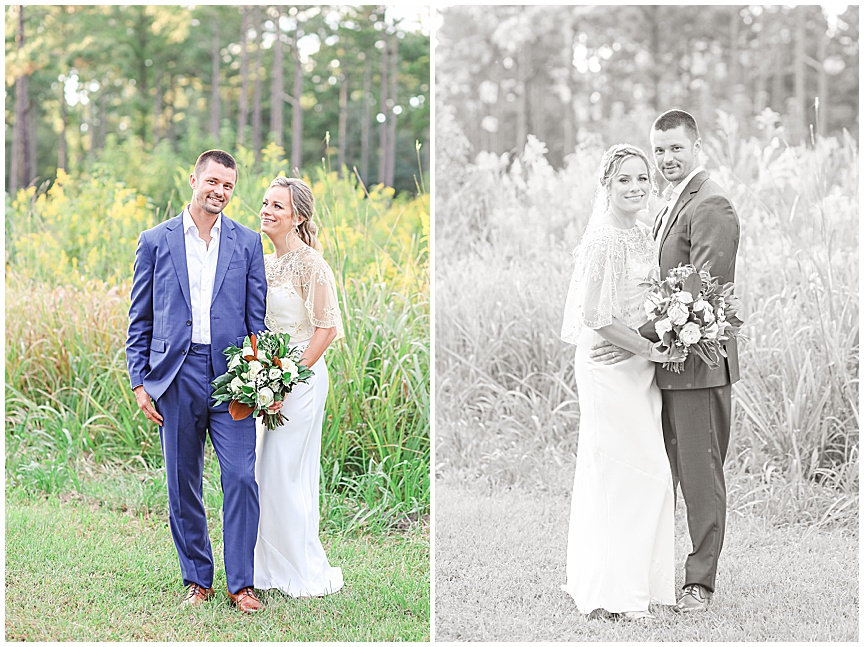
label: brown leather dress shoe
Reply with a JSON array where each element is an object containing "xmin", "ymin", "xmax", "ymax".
[
  {"xmin": 675, "ymin": 584, "xmax": 712, "ymax": 612},
  {"xmin": 228, "ymin": 586, "xmax": 262, "ymax": 613},
  {"xmin": 181, "ymin": 583, "xmax": 215, "ymax": 607}
]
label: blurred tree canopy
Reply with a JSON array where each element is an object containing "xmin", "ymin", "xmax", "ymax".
[
  {"xmin": 5, "ymin": 5, "xmax": 430, "ymax": 198},
  {"xmin": 436, "ymin": 5, "xmax": 858, "ymax": 166}
]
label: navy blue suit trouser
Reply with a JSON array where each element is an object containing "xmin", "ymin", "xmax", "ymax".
[{"xmin": 157, "ymin": 343, "xmax": 259, "ymax": 594}]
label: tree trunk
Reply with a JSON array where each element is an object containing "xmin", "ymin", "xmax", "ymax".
[
  {"xmin": 386, "ymin": 33, "xmax": 398, "ymax": 187},
  {"xmin": 210, "ymin": 20, "xmax": 221, "ymax": 139},
  {"xmin": 153, "ymin": 79, "xmax": 163, "ymax": 144},
  {"xmin": 237, "ymin": 6, "xmax": 250, "ymax": 148},
  {"xmin": 251, "ymin": 8, "xmax": 264, "ymax": 163},
  {"xmin": 516, "ymin": 50, "xmax": 527, "ymax": 152},
  {"xmin": 378, "ymin": 36, "xmax": 389, "ymax": 184},
  {"xmin": 338, "ymin": 73, "xmax": 348, "ymax": 175},
  {"xmin": 58, "ymin": 84, "xmax": 68, "ymax": 171},
  {"xmin": 27, "ymin": 95, "xmax": 37, "ymax": 183},
  {"xmin": 816, "ymin": 13, "xmax": 828, "ymax": 136},
  {"xmin": 794, "ymin": 5, "xmax": 807, "ymax": 141},
  {"xmin": 134, "ymin": 7, "xmax": 149, "ymax": 142},
  {"xmin": 290, "ymin": 28, "xmax": 304, "ymax": 172},
  {"xmin": 361, "ymin": 57, "xmax": 371, "ymax": 181},
  {"xmin": 269, "ymin": 8, "xmax": 284, "ymax": 148},
  {"xmin": 10, "ymin": 5, "xmax": 28, "ymax": 193}
]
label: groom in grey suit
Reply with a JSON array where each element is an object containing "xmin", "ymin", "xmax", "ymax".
[{"xmin": 592, "ymin": 109, "xmax": 740, "ymax": 612}]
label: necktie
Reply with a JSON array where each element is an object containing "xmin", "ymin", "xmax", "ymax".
[{"xmin": 653, "ymin": 205, "xmax": 669, "ymax": 240}]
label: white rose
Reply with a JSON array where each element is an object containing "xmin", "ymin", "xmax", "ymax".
[
  {"xmin": 269, "ymin": 367, "xmax": 283, "ymax": 380},
  {"xmin": 242, "ymin": 345, "xmax": 254, "ymax": 358},
  {"xmin": 228, "ymin": 353, "xmax": 242, "ymax": 370},
  {"xmin": 230, "ymin": 376, "xmax": 244, "ymax": 393},
  {"xmin": 702, "ymin": 303, "xmax": 715, "ymax": 324},
  {"xmin": 692, "ymin": 299, "xmax": 706, "ymax": 312},
  {"xmin": 679, "ymin": 321, "xmax": 702, "ymax": 345},
  {"xmin": 654, "ymin": 317, "xmax": 673, "ymax": 337},
  {"xmin": 257, "ymin": 387, "xmax": 274, "ymax": 407},
  {"xmin": 247, "ymin": 360, "xmax": 263, "ymax": 378},
  {"xmin": 668, "ymin": 301, "xmax": 690, "ymax": 326},
  {"xmin": 674, "ymin": 290, "xmax": 694, "ymax": 304},
  {"xmin": 282, "ymin": 360, "xmax": 299, "ymax": 381}
]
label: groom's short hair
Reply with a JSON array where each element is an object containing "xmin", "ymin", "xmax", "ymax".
[
  {"xmin": 195, "ymin": 149, "xmax": 237, "ymax": 180},
  {"xmin": 652, "ymin": 109, "xmax": 700, "ymax": 142}
]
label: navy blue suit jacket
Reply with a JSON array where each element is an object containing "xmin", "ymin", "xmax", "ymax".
[{"xmin": 126, "ymin": 212, "xmax": 267, "ymax": 401}]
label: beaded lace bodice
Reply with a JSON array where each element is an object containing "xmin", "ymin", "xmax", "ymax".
[
  {"xmin": 264, "ymin": 246, "xmax": 344, "ymax": 343},
  {"xmin": 561, "ymin": 220, "xmax": 657, "ymax": 345}
]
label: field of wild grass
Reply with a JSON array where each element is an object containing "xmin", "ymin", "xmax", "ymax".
[
  {"xmin": 5, "ymin": 144, "xmax": 430, "ymax": 532},
  {"xmin": 435, "ymin": 108, "xmax": 858, "ymax": 529}
]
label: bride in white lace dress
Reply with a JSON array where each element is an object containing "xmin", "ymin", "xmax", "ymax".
[
  {"xmin": 560, "ymin": 145, "xmax": 678, "ymax": 620},
  {"xmin": 255, "ymin": 176, "xmax": 344, "ymax": 597}
]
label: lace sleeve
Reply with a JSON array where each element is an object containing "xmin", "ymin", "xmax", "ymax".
[
  {"xmin": 303, "ymin": 252, "xmax": 345, "ymax": 341},
  {"xmin": 561, "ymin": 226, "xmax": 625, "ymax": 344}
]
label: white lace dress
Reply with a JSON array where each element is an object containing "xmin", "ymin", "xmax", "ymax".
[
  {"xmin": 253, "ymin": 245, "xmax": 345, "ymax": 597},
  {"xmin": 560, "ymin": 220, "xmax": 675, "ymax": 614}
]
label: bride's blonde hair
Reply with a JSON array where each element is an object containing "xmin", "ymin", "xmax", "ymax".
[
  {"xmin": 268, "ymin": 176, "xmax": 322, "ymax": 252},
  {"xmin": 590, "ymin": 143, "xmax": 656, "ymax": 221}
]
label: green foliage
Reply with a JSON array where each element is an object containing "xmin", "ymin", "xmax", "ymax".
[
  {"xmin": 436, "ymin": 112, "xmax": 858, "ymax": 528},
  {"xmin": 6, "ymin": 154, "xmax": 430, "ymax": 531}
]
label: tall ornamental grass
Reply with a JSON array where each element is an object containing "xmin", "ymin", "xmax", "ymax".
[
  {"xmin": 6, "ymin": 150, "xmax": 429, "ymax": 531},
  {"xmin": 435, "ymin": 109, "xmax": 858, "ymax": 529}
]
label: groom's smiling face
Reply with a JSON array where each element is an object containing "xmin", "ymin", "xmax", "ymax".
[{"xmin": 651, "ymin": 125, "xmax": 701, "ymax": 186}]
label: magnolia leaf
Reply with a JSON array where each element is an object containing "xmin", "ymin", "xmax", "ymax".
[
  {"xmin": 229, "ymin": 400, "xmax": 255, "ymax": 421},
  {"xmin": 250, "ymin": 333, "xmax": 258, "ymax": 357},
  {"xmin": 683, "ymin": 272, "xmax": 701, "ymax": 298}
]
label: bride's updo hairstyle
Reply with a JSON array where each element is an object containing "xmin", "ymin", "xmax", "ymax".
[
  {"xmin": 269, "ymin": 176, "xmax": 323, "ymax": 252},
  {"xmin": 590, "ymin": 143, "xmax": 656, "ymax": 220}
]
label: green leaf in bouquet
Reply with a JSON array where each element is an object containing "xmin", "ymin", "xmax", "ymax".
[
  {"xmin": 691, "ymin": 341, "xmax": 720, "ymax": 369},
  {"xmin": 683, "ymin": 271, "xmax": 702, "ymax": 298},
  {"xmin": 662, "ymin": 330, "xmax": 674, "ymax": 349}
]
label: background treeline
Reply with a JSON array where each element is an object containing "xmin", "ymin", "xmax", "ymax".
[
  {"xmin": 436, "ymin": 4, "xmax": 858, "ymax": 167},
  {"xmin": 5, "ymin": 4, "xmax": 430, "ymax": 203}
]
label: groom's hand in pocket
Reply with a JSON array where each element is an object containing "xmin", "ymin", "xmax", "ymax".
[
  {"xmin": 133, "ymin": 385, "xmax": 164, "ymax": 426},
  {"xmin": 589, "ymin": 341, "xmax": 634, "ymax": 365}
]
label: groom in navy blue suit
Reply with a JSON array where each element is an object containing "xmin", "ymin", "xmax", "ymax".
[{"xmin": 126, "ymin": 149, "xmax": 267, "ymax": 613}]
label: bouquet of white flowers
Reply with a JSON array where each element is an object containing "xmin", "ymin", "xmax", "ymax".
[
  {"xmin": 642, "ymin": 263, "xmax": 743, "ymax": 373},
  {"xmin": 211, "ymin": 331, "xmax": 313, "ymax": 430}
]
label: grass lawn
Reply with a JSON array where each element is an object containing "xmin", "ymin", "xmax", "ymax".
[
  {"xmin": 434, "ymin": 479, "xmax": 858, "ymax": 642},
  {"xmin": 6, "ymin": 495, "xmax": 429, "ymax": 641}
]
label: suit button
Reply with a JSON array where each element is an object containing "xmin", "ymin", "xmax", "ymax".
[
  {"xmin": 186, "ymin": 320, "xmax": 191, "ymax": 326},
  {"xmin": 182, "ymin": 349, "xmax": 187, "ymax": 355}
]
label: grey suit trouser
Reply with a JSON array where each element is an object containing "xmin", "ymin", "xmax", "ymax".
[{"xmin": 661, "ymin": 384, "xmax": 732, "ymax": 593}]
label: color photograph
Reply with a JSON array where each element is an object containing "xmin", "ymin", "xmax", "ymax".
[
  {"xmin": 434, "ymin": 4, "xmax": 858, "ymax": 642},
  {"xmin": 6, "ymin": 5, "xmax": 430, "ymax": 641}
]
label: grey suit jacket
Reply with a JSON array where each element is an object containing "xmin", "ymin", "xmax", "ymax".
[{"xmin": 652, "ymin": 170, "xmax": 741, "ymax": 390}]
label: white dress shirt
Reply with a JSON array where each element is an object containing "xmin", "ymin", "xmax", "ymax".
[
  {"xmin": 183, "ymin": 208, "xmax": 221, "ymax": 344},
  {"xmin": 656, "ymin": 165, "xmax": 704, "ymax": 241}
]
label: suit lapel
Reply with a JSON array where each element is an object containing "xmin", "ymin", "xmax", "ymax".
[
  {"xmin": 211, "ymin": 216, "xmax": 237, "ymax": 304},
  {"xmin": 166, "ymin": 215, "xmax": 192, "ymax": 312},
  {"xmin": 658, "ymin": 171, "xmax": 709, "ymax": 256}
]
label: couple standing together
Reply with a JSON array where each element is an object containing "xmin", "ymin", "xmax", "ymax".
[
  {"xmin": 561, "ymin": 109, "xmax": 741, "ymax": 620},
  {"xmin": 125, "ymin": 150, "xmax": 344, "ymax": 612}
]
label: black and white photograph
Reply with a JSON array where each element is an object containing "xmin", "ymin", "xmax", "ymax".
[{"xmin": 434, "ymin": 4, "xmax": 858, "ymax": 642}]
